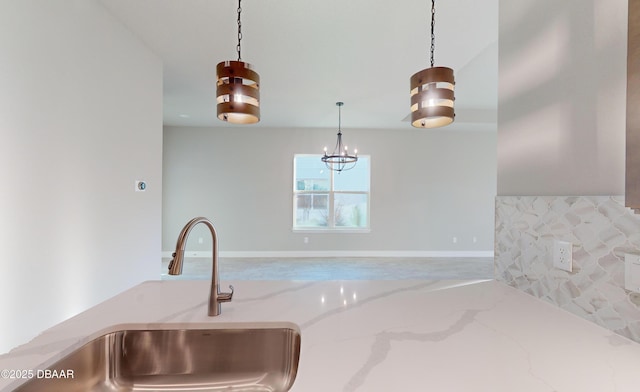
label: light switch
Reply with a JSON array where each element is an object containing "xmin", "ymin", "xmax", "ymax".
[{"xmin": 624, "ymin": 253, "xmax": 640, "ymax": 293}]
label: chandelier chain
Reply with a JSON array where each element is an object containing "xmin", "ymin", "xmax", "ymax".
[
  {"xmin": 236, "ymin": 0, "xmax": 243, "ymax": 61},
  {"xmin": 430, "ymin": 0, "xmax": 435, "ymax": 67}
]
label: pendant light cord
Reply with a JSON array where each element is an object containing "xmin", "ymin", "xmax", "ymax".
[
  {"xmin": 236, "ymin": 0, "xmax": 243, "ymax": 61},
  {"xmin": 430, "ymin": 0, "xmax": 435, "ymax": 68}
]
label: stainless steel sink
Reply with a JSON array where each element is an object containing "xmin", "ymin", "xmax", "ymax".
[{"xmin": 14, "ymin": 324, "xmax": 301, "ymax": 391}]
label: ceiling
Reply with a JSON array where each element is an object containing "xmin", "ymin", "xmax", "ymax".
[{"xmin": 99, "ymin": 0, "xmax": 498, "ymax": 130}]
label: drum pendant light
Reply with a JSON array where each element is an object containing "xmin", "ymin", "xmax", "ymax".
[
  {"xmin": 216, "ymin": 0, "xmax": 260, "ymax": 124},
  {"xmin": 410, "ymin": 0, "xmax": 455, "ymax": 128}
]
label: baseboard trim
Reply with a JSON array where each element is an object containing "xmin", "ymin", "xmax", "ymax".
[{"xmin": 161, "ymin": 250, "xmax": 494, "ymax": 258}]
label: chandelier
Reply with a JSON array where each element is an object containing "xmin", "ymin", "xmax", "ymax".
[
  {"xmin": 216, "ymin": 0, "xmax": 260, "ymax": 124},
  {"xmin": 410, "ymin": 0, "xmax": 455, "ymax": 128},
  {"xmin": 321, "ymin": 102, "xmax": 358, "ymax": 172}
]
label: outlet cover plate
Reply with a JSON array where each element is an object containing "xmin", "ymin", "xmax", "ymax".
[{"xmin": 553, "ymin": 240, "xmax": 573, "ymax": 272}]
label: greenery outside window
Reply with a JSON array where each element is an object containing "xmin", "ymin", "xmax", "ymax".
[{"xmin": 293, "ymin": 154, "xmax": 370, "ymax": 231}]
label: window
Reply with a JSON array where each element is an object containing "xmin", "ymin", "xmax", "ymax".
[{"xmin": 293, "ymin": 154, "xmax": 370, "ymax": 230}]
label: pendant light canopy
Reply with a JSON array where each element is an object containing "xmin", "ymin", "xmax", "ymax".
[
  {"xmin": 410, "ymin": 0, "xmax": 455, "ymax": 128},
  {"xmin": 216, "ymin": 0, "xmax": 260, "ymax": 124},
  {"xmin": 322, "ymin": 102, "xmax": 358, "ymax": 173}
]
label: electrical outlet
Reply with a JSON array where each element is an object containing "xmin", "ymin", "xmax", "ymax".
[{"xmin": 553, "ymin": 240, "xmax": 573, "ymax": 272}]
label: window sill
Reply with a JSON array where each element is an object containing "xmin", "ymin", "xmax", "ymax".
[{"xmin": 292, "ymin": 228, "xmax": 371, "ymax": 234}]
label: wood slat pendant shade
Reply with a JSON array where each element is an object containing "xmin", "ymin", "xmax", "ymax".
[
  {"xmin": 410, "ymin": 66, "xmax": 455, "ymax": 128},
  {"xmin": 216, "ymin": 60, "xmax": 260, "ymax": 124}
]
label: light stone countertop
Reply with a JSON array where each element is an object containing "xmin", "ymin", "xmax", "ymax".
[{"xmin": 2, "ymin": 279, "xmax": 640, "ymax": 391}]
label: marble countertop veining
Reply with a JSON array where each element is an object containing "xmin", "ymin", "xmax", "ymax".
[{"xmin": 2, "ymin": 279, "xmax": 640, "ymax": 391}]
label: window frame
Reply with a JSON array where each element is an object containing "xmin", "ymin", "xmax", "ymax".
[{"xmin": 292, "ymin": 154, "xmax": 371, "ymax": 233}]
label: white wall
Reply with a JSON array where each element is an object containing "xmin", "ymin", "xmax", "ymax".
[
  {"xmin": 495, "ymin": 0, "xmax": 637, "ymax": 340},
  {"xmin": 163, "ymin": 126, "xmax": 496, "ymax": 256},
  {"xmin": 0, "ymin": 0, "xmax": 163, "ymax": 353},
  {"xmin": 498, "ymin": 0, "xmax": 627, "ymax": 195}
]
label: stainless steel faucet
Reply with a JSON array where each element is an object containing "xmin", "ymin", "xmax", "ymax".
[{"xmin": 168, "ymin": 217, "xmax": 234, "ymax": 316}]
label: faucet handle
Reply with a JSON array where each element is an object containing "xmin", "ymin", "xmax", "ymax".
[
  {"xmin": 218, "ymin": 285, "xmax": 234, "ymax": 303},
  {"xmin": 168, "ymin": 252, "xmax": 178, "ymax": 270}
]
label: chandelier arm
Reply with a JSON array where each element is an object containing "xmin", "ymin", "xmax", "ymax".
[{"xmin": 336, "ymin": 132, "xmax": 343, "ymax": 154}]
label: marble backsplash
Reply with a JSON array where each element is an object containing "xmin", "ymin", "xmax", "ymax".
[{"xmin": 495, "ymin": 196, "xmax": 640, "ymax": 342}]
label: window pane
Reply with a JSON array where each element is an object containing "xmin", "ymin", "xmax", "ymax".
[
  {"xmin": 334, "ymin": 156, "xmax": 370, "ymax": 192},
  {"xmin": 295, "ymin": 193, "xmax": 329, "ymax": 227},
  {"xmin": 294, "ymin": 155, "xmax": 330, "ymax": 191},
  {"xmin": 334, "ymin": 193, "xmax": 368, "ymax": 228},
  {"xmin": 294, "ymin": 154, "xmax": 370, "ymax": 230}
]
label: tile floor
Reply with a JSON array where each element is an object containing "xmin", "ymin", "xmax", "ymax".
[{"xmin": 160, "ymin": 257, "xmax": 494, "ymax": 280}]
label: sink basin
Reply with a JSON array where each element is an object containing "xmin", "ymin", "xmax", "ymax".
[{"xmin": 14, "ymin": 323, "xmax": 301, "ymax": 391}]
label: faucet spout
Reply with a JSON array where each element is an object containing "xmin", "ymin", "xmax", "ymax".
[{"xmin": 168, "ymin": 217, "xmax": 234, "ymax": 316}]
